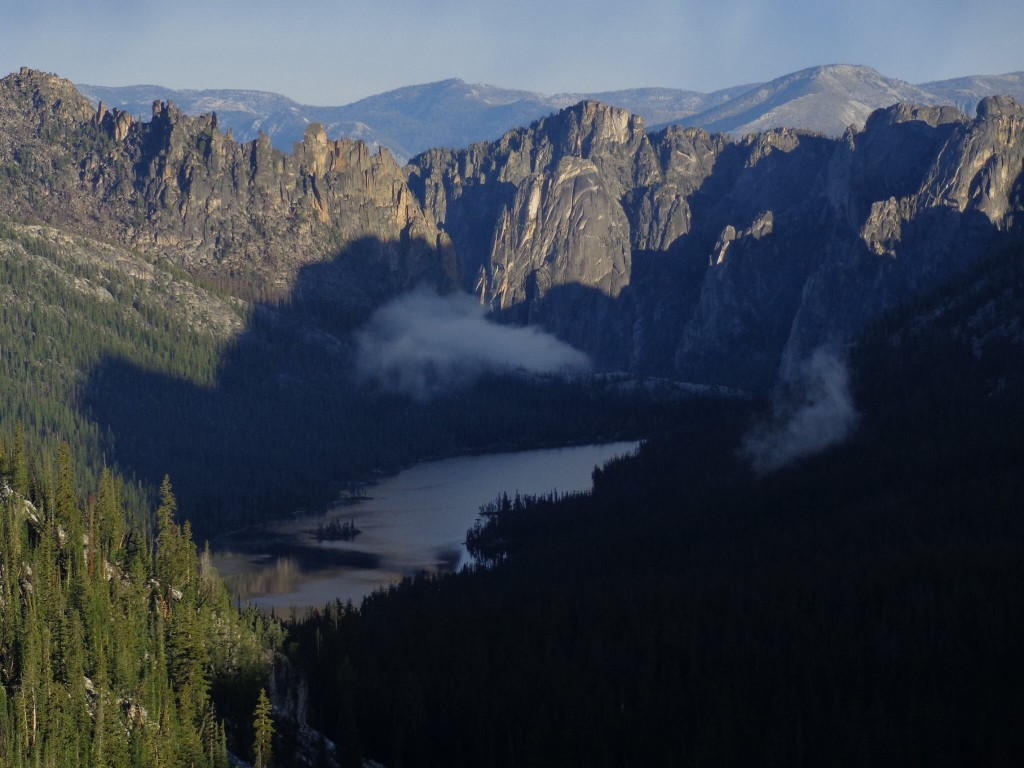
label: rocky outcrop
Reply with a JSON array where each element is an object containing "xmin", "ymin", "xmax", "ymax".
[
  {"xmin": 6, "ymin": 68, "xmax": 1024, "ymax": 391},
  {"xmin": 410, "ymin": 101, "xmax": 659, "ymax": 364},
  {"xmin": 410, "ymin": 96, "xmax": 1024, "ymax": 389},
  {"xmin": 919, "ymin": 96, "xmax": 1024, "ymax": 223},
  {"xmin": 0, "ymin": 68, "xmax": 455, "ymax": 303},
  {"xmin": 781, "ymin": 98, "xmax": 1024, "ymax": 379},
  {"xmin": 488, "ymin": 156, "xmax": 631, "ymax": 308}
]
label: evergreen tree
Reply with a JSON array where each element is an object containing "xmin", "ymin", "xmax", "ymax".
[
  {"xmin": 0, "ymin": 442, "xmax": 273, "ymax": 767},
  {"xmin": 10, "ymin": 422, "xmax": 28, "ymax": 496},
  {"xmin": 253, "ymin": 688, "xmax": 274, "ymax": 768}
]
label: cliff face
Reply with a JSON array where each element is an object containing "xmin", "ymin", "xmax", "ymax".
[
  {"xmin": 408, "ymin": 102, "xmax": 657, "ymax": 367},
  {"xmin": 5, "ymin": 68, "xmax": 1024, "ymax": 391},
  {"xmin": 0, "ymin": 68, "xmax": 455, "ymax": 301},
  {"xmin": 410, "ymin": 95, "xmax": 1024, "ymax": 389}
]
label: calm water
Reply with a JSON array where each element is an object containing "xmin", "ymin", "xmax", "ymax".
[{"xmin": 212, "ymin": 442, "xmax": 639, "ymax": 613}]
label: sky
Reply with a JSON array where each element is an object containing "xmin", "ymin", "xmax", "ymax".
[{"xmin": 2, "ymin": 0, "xmax": 1022, "ymax": 105}]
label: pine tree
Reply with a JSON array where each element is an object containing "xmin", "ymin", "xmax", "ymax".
[
  {"xmin": 96, "ymin": 468, "xmax": 125, "ymax": 566},
  {"xmin": 10, "ymin": 423, "xmax": 28, "ymax": 496},
  {"xmin": 155, "ymin": 475, "xmax": 182, "ymax": 592},
  {"xmin": 252, "ymin": 688, "xmax": 274, "ymax": 768},
  {"xmin": 54, "ymin": 441, "xmax": 77, "ymax": 528}
]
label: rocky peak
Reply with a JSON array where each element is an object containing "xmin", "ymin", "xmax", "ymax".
[
  {"xmin": 545, "ymin": 100, "xmax": 642, "ymax": 152},
  {"xmin": 917, "ymin": 96, "xmax": 1024, "ymax": 225},
  {"xmin": 539, "ymin": 100, "xmax": 659, "ymax": 197},
  {"xmin": 4, "ymin": 67, "xmax": 94, "ymax": 122},
  {"xmin": 863, "ymin": 102, "xmax": 967, "ymax": 131},
  {"xmin": 742, "ymin": 128, "xmax": 805, "ymax": 167},
  {"xmin": 0, "ymin": 73, "xmax": 453, "ymax": 302},
  {"xmin": 976, "ymin": 95, "xmax": 1024, "ymax": 120}
]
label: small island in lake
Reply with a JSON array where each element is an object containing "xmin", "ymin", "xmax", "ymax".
[{"xmin": 315, "ymin": 516, "xmax": 362, "ymax": 541}]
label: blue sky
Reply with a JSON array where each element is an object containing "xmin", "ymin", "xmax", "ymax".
[{"xmin": 2, "ymin": 0, "xmax": 1022, "ymax": 104}]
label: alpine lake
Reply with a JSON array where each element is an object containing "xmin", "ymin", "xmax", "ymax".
[{"xmin": 211, "ymin": 442, "xmax": 640, "ymax": 614}]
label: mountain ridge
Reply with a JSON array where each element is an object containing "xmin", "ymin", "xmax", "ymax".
[
  {"xmin": 76, "ymin": 64, "xmax": 1024, "ymax": 161},
  {"xmin": 674, "ymin": 64, "xmax": 945, "ymax": 137},
  {"xmin": 409, "ymin": 93, "xmax": 1024, "ymax": 388},
  {"xmin": 6, "ymin": 67, "xmax": 1024, "ymax": 393},
  {"xmin": 0, "ymin": 67, "xmax": 455, "ymax": 300}
]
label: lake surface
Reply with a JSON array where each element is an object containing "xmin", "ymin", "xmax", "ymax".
[{"xmin": 212, "ymin": 441, "xmax": 639, "ymax": 613}]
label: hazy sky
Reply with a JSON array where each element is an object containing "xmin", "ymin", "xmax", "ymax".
[{"xmin": 2, "ymin": 0, "xmax": 1022, "ymax": 104}]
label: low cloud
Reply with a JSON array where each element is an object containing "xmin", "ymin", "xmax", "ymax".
[
  {"xmin": 354, "ymin": 288, "xmax": 591, "ymax": 399},
  {"xmin": 741, "ymin": 348, "xmax": 859, "ymax": 474}
]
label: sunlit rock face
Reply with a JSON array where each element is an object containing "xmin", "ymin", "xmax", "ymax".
[
  {"xmin": 5, "ymin": 67, "xmax": 1024, "ymax": 390},
  {"xmin": 412, "ymin": 95, "xmax": 1024, "ymax": 389},
  {"xmin": 488, "ymin": 156, "xmax": 631, "ymax": 311},
  {"xmin": 409, "ymin": 101, "xmax": 652, "ymax": 367},
  {"xmin": 0, "ymin": 68, "xmax": 456, "ymax": 308}
]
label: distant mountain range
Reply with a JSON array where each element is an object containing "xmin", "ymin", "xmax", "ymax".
[
  {"xmin": 78, "ymin": 65, "xmax": 1024, "ymax": 162},
  {"xmin": 74, "ymin": 78, "xmax": 752, "ymax": 163},
  {"xmin": 13, "ymin": 65, "xmax": 1023, "ymax": 392}
]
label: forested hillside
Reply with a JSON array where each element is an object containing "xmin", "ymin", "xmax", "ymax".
[
  {"xmin": 287, "ymin": 232, "xmax": 1024, "ymax": 767},
  {"xmin": 0, "ymin": 437, "xmax": 277, "ymax": 767},
  {"xmin": 0, "ymin": 217, "xmax": 663, "ymax": 537},
  {"xmin": 0, "ymin": 220, "xmax": 238, "ymax": 523}
]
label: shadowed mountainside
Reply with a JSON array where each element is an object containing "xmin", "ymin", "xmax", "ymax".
[
  {"xmin": 284, "ymin": 226, "xmax": 1024, "ymax": 767},
  {"xmin": 79, "ymin": 236, "xmax": 673, "ymax": 537},
  {"xmin": 410, "ymin": 96, "xmax": 1024, "ymax": 389}
]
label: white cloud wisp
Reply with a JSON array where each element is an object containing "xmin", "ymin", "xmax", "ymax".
[
  {"xmin": 741, "ymin": 348, "xmax": 859, "ymax": 474},
  {"xmin": 354, "ymin": 288, "xmax": 591, "ymax": 400}
]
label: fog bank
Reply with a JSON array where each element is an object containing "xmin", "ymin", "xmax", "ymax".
[
  {"xmin": 355, "ymin": 289, "xmax": 591, "ymax": 399},
  {"xmin": 741, "ymin": 349, "xmax": 859, "ymax": 474}
]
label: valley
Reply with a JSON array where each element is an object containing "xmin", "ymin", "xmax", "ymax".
[
  {"xmin": 0, "ymin": 61, "xmax": 1021, "ymax": 767},
  {"xmin": 212, "ymin": 441, "xmax": 640, "ymax": 611}
]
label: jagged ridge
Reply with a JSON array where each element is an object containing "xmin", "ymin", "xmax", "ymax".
[
  {"xmin": 411, "ymin": 94, "xmax": 1024, "ymax": 389},
  {"xmin": 0, "ymin": 67, "xmax": 455, "ymax": 298}
]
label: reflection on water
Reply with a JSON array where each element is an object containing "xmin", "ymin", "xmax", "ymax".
[
  {"xmin": 223, "ymin": 556, "xmax": 303, "ymax": 596},
  {"xmin": 212, "ymin": 441, "xmax": 639, "ymax": 613}
]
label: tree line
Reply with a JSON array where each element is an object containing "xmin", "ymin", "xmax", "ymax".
[
  {"xmin": 284, "ymin": 237, "xmax": 1024, "ymax": 766},
  {"xmin": 0, "ymin": 430, "xmax": 280, "ymax": 767}
]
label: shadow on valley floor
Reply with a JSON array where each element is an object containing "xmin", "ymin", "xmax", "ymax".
[
  {"xmin": 79, "ymin": 236, "xmax": 665, "ymax": 537},
  {"xmin": 80, "ymin": 114, "xmax": 1013, "ymax": 536}
]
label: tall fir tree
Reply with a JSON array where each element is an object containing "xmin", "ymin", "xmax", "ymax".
[{"xmin": 253, "ymin": 688, "xmax": 274, "ymax": 768}]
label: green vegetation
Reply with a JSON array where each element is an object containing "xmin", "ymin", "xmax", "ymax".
[
  {"xmin": 0, "ymin": 436, "xmax": 278, "ymax": 767},
  {"xmin": 252, "ymin": 688, "xmax": 274, "ymax": 768},
  {"xmin": 285, "ymin": 238, "xmax": 1024, "ymax": 766},
  {"xmin": 0, "ymin": 218, "xmax": 666, "ymax": 540},
  {"xmin": 0, "ymin": 220, "xmax": 231, "ymax": 524}
]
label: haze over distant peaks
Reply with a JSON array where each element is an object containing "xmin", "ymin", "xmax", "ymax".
[
  {"xmin": 78, "ymin": 65, "xmax": 1024, "ymax": 161},
  {"xmin": 674, "ymin": 64, "xmax": 943, "ymax": 136},
  {"xmin": 920, "ymin": 72, "xmax": 1024, "ymax": 114}
]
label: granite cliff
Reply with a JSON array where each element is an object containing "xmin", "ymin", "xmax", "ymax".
[
  {"xmin": 0, "ymin": 68, "xmax": 455, "ymax": 311},
  {"xmin": 4, "ymin": 67, "xmax": 1024, "ymax": 392},
  {"xmin": 410, "ymin": 95, "xmax": 1024, "ymax": 389}
]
